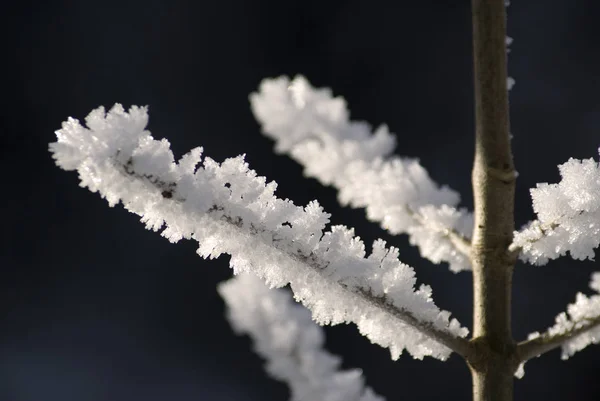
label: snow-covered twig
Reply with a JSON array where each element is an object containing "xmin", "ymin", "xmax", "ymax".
[
  {"xmin": 517, "ymin": 273, "xmax": 600, "ymax": 365},
  {"xmin": 511, "ymin": 152, "xmax": 600, "ymax": 265},
  {"xmin": 219, "ymin": 273, "xmax": 384, "ymax": 401},
  {"xmin": 49, "ymin": 104, "xmax": 470, "ymax": 361},
  {"xmin": 250, "ymin": 76, "xmax": 474, "ymax": 273}
]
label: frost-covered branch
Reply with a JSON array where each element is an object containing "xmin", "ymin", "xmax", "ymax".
[
  {"xmin": 405, "ymin": 204, "xmax": 472, "ymax": 259},
  {"xmin": 516, "ymin": 272, "xmax": 600, "ymax": 364},
  {"xmin": 219, "ymin": 273, "xmax": 384, "ymax": 401},
  {"xmin": 250, "ymin": 76, "xmax": 474, "ymax": 273},
  {"xmin": 511, "ymin": 152, "xmax": 600, "ymax": 265},
  {"xmin": 49, "ymin": 104, "xmax": 470, "ymax": 361}
]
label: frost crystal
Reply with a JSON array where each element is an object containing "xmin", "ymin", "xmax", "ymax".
[
  {"xmin": 514, "ymin": 362, "xmax": 525, "ymax": 379},
  {"xmin": 511, "ymin": 153, "xmax": 600, "ymax": 264},
  {"xmin": 49, "ymin": 104, "xmax": 468, "ymax": 360},
  {"xmin": 250, "ymin": 76, "xmax": 473, "ymax": 272},
  {"xmin": 506, "ymin": 35, "xmax": 515, "ymax": 90},
  {"xmin": 513, "ymin": 332, "xmax": 541, "ymax": 379},
  {"xmin": 507, "ymin": 77, "xmax": 515, "ymax": 91},
  {"xmin": 219, "ymin": 273, "xmax": 384, "ymax": 401}
]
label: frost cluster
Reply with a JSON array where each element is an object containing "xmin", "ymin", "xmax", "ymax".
[
  {"xmin": 49, "ymin": 104, "xmax": 468, "ymax": 360},
  {"xmin": 527, "ymin": 272, "xmax": 600, "ymax": 361},
  {"xmin": 506, "ymin": 36, "xmax": 515, "ymax": 91},
  {"xmin": 250, "ymin": 76, "xmax": 473, "ymax": 272},
  {"xmin": 516, "ymin": 274, "xmax": 600, "ymax": 379},
  {"xmin": 219, "ymin": 273, "xmax": 384, "ymax": 401},
  {"xmin": 512, "ymin": 154, "xmax": 600, "ymax": 265}
]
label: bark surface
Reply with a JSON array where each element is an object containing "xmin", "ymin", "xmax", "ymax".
[{"xmin": 469, "ymin": 1, "xmax": 518, "ymax": 400}]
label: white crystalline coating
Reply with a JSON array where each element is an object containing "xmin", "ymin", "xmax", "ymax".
[
  {"xmin": 506, "ymin": 13, "xmax": 514, "ymax": 89},
  {"xmin": 522, "ymin": 272, "xmax": 600, "ymax": 364},
  {"xmin": 250, "ymin": 76, "xmax": 473, "ymax": 272},
  {"xmin": 514, "ymin": 363, "xmax": 525, "ymax": 379},
  {"xmin": 219, "ymin": 273, "xmax": 385, "ymax": 401},
  {"xmin": 403, "ymin": 204, "xmax": 473, "ymax": 272},
  {"xmin": 511, "ymin": 154, "xmax": 600, "ymax": 265},
  {"xmin": 49, "ymin": 104, "xmax": 468, "ymax": 361},
  {"xmin": 507, "ymin": 77, "xmax": 515, "ymax": 91}
]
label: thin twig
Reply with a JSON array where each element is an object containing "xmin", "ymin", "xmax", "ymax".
[{"xmin": 516, "ymin": 316, "xmax": 600, "ymax": 363}]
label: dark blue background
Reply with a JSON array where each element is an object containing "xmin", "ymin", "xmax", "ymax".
[{"xmin": 3, "ymin": 1, "xmax": 600, "ymax": 400}]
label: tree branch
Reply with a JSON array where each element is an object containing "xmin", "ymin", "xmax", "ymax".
[
  {"xmin": 517, "ymin": 316, "xmax": 600, "ymax": 363},
  {"xmin": 251, "ymin": 76, "xmax": 474, "ymax": 272},
  {"xmin": 356, "ymin": 288, "xmax": 474, "ymax": 360},
  {"xmin": 219, "ymin": 274, "xmax": 385, "ymax": 401},
  {"xmin": 49, "ymin": 105, "xmax": 471, "ymax": 361},
  {"xmin": 406, "ymin": 205, "xmax": 472, "ymax": 261},
  {"xmin": 212, "ymin": 195, "xmax": 474, "ymax": 359},
  {"xmin": 144, "ymin": 165, "xmax": 474, "ymax": 360}
]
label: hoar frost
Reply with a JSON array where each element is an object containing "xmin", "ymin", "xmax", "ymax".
[
  {"xmin": 512, "ymin": 152, "xmax": 600, "ymax": 265},
  {"xmin": 219, "ymin": 273, "xmax": 384, "ymax": 401},
  {"xmin": 540, "ymin": 272, "xmax": 600, "ymax": 359},
  {"xmin": 518, "ymin": 272, "xmax": 600, "ymax": 378},
  {"xmin": 250, "ymin": 76, "xmax": 473, "ymax": 273},
  {"xmin": 49, "ymin": 104, "xmax": 468, "ymax": 361}
]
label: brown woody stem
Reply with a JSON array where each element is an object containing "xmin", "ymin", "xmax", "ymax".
[{"xmin": 468, "ymin": 0, "xmax": 519, "ymax": 400}]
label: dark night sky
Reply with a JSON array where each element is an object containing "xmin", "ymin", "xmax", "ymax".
[{"xmin": 3, "ymin": 1, "xmax": 600, "ymax": 400}]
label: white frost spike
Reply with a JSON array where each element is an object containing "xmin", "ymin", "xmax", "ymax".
[
  {"xmin": 507, "ymin": 77, "xmax": 515, "ymax": 91},
  {"xmin": 513, "ymin": 332, "xmax": 541, "ymax": 379},
  {"xmin": 219, "ymin": 273, "xmax": 385, "ymax": 401},
  {"xmin": 511, "ymin": 152, "xmax": 600, "ymax": 265},
  {"xmin": 514, "ymin": 363, "xmax": 525, "ymax": 379},
  {"xmin": 49, "ymin": 104, "xmax": 468, "ymax": 361},
  {"xmin": 250, "ymin": 76, "xmax": 473, "ymax": 272}
]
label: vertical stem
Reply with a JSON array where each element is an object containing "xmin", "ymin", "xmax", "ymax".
[
  {"xmin": 470, "ymin": 362, "xmax": 515, "ymax": 401},
  {"xmin": 469, "ymin": 0, "xmax": 518, "ymax": 400}
]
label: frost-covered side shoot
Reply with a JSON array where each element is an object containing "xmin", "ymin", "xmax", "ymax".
[
  {"xmin": 544, "ymin": 272, "xmax": 600, "ymax": 359},
  {"xmin": 250, "ymin": 76, "xmax": 474, "ymax": 273},
  {"xmin": 219, "ymin": 273, "xmax": 384, "ymax": 401},
  {"xmin": 512, "ymin": 152, "xmax": 600, "ymax": 265},
  {"xmin": 517, "ymin": 272, "xmax": 600, "ymax": 367},
  {"xmin": 49, "ymin": 104, "xmax": 469, "ymax": 363}
]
